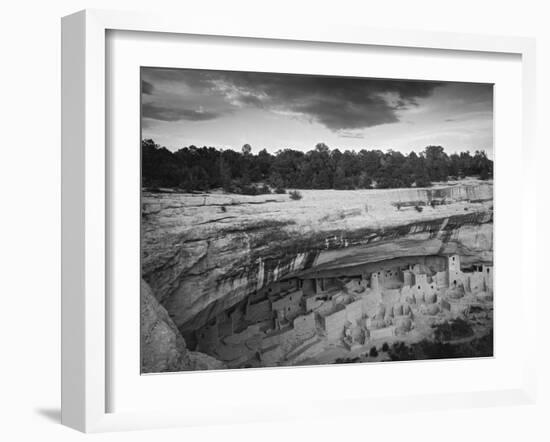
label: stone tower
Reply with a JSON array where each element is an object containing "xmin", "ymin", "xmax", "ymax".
[
  {"xmin": 402, "ymin": 269, "xmax": 413, "ymax": 287},
  {"xmin": 370, "ymin": 272, "xmax": 380, "ymax": 292},
  {"xmin": 448, "ymin": 254, "xmax": 462, "ymax": 287}
]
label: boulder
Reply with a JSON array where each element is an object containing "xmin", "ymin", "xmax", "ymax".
[
  {"xmin": 187, "ymin": 352, "xmax": 227, "ymax": 370},
  {"xmin": 141, "ymin": 279, "xmax": 225, "ymax": 373}
]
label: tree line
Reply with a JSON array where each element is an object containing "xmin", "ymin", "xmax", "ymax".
[{"xmin": 142, "ymin": 139, "xmax": 493, "ymax": 194}]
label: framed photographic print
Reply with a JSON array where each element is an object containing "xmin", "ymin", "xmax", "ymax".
[{"xmin": 62, "ymin": 9, "xmax": 537, "ymax": 432}]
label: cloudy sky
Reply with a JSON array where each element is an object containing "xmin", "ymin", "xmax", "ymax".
[{"xmin": 141, "ymin": 67, "xmax": 493, "ymax": 158}]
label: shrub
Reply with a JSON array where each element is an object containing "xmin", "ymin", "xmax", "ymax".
[
  {"xmin": 433, "ymin": 321, "xmax": 452, "ymax": 342},
  {"xmin": 414, "ymin": 205, "xmax": 423, "ymax": 212},
  {"xmin": 259, "ymin": 183, "xmax": 271, "ymax": 194},
  {"xmin": 369, "ymin": 346, "xmax": 378, "ymax": 357},
  {"xmin": 450, "ymin": 317, "xmax": 474, "ymax": 338},
  {"xmin": 289, "ymin": 190, "xmax": 303, "ymax": 200},
  {"xmin": 415, "ymin": 177, "xmax": 432, "ymax": 188},
  {"xmin": 432, "ymin": 318, "xmax": 474, "ymax": 342},
  {"xmin": 232, "ymin": 182, "xmax": 272, "ymax": 195},
  {"xmin": 382, "ymin": 342, "xmax": 389, "ymax": 352},
  {"xmin": 240, "ymin": 184, "xmax": 259, "ymax": 195},
  {"xmin": 388, "ymin": 342, "xmax": 414, "ymax": 361},
  {"xmin": 274, "ymin": 187, "xmax": 286, "ymax": 194},
  {"xmin": 220, "ymin": 206, "xmax": 227, "ymax": 213}
]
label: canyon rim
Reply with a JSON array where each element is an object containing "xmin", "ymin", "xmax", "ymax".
[{"xmin": 140, "ymin": 67, "xmax": 494, "ymax": 373}]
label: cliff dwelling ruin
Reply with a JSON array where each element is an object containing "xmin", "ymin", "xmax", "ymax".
[{"xmin": 186, "ymin": 254, "xmax": 493, "ymax": 368}]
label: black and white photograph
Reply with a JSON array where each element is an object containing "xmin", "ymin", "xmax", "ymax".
[{"xmin": 140, "ymin": 67, "xmax": 494, "ymax": 373}]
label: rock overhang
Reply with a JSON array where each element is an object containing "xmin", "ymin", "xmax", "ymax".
[{"xmin": 141, "ymin": 183, "xmax": 493, "ymax": 335}]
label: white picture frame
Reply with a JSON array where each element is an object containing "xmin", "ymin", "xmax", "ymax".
[{"xmin": 61, "ymin": 9, "xmax": 537, "ymax": 433}]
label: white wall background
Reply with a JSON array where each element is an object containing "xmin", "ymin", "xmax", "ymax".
[{"xmin": 0, "ymin": 0, "xmax": 547, "ymax": 440}]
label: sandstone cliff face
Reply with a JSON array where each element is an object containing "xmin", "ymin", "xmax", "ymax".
[
  {"xmin": 140, "ymin": 279, "xmax": 225, "ymax": 372},
  {"xmin": 142, "ymin": 181, "xmax": 493, "ymax": 335}
]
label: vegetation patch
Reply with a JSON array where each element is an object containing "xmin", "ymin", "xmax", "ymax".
[
  {"xmin": 142, "ymin": 140, "xmax": 493, "ymax": 193},
  {"xmin": 432, "ymin": 318, "xmax": 474, "ymax": 342},
  {"xmin": 386, "ymin": 330, "xmax": 493, "ymax": 361}
]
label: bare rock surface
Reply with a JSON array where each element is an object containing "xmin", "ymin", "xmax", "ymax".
[
  {"xmin": 140, "ymin": 279, "xmax": 225, "ymax": 373},
  {"xmin": 186, "ymin": 351, "xmax": 227, "ymax": 371},
  {"xmin": 142, "ymin": 180, "xmax": 493, "ymax": 334}
]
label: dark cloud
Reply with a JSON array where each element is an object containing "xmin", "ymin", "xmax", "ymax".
[
  {"xmin": 141, "ymin": 68, "xmax": 444, "ymax": 130},
  {"xmin": 141, "ymin": 80, "xmax": 154, "ymax": 95},
  {"xmin": 142, "ymin": 103, "xmax": 219, "ymax": 122},
  {"xmin": 219, "ymin": 72, "xmax": 441, "ymax": 130}
]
